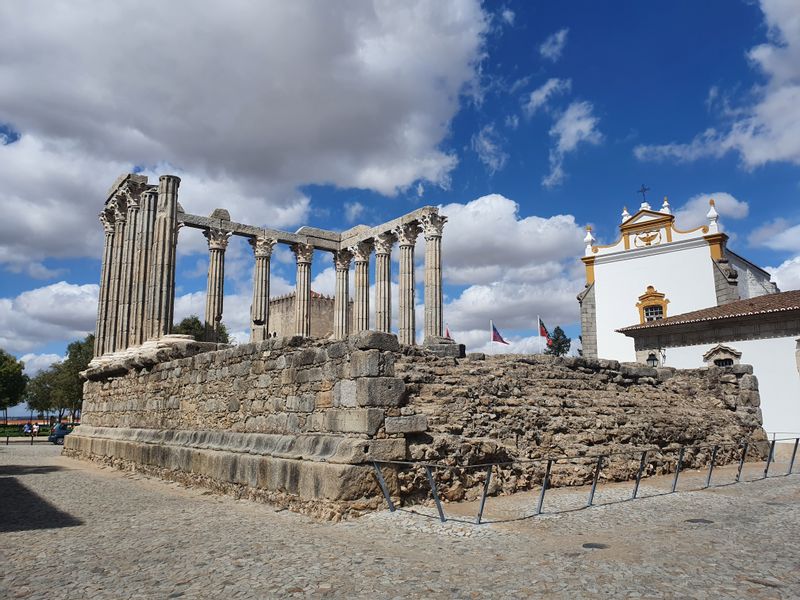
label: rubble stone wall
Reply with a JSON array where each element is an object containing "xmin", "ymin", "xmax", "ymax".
[{"xmin": 66, "ymin": 333, "xmax": 767, "ymax": 517}]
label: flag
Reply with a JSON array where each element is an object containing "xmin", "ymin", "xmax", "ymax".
[
  {"xmin": 444, "ymin": 324, "xmax": 451, "ymax": 340},
  {"xmin": 490, "ymin": 321, "xmax": 509, "ymax": 344},
  {"xmin": 539, "ymin": 319, "xmax": 553, "ymax": 347}
]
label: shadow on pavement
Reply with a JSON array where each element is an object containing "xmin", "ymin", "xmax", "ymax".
[
  {"xmin": 0, "ymin": 464, "xmax": 68, "ymax": 476},
  {"xmin": 0, "ymin": 477, "xmax": 83, "ymax": 533}
]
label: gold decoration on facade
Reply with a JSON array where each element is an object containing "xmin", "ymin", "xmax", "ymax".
[{"xmin": 636, "ymin": 285, "xmax": 669, "ymax": 324}]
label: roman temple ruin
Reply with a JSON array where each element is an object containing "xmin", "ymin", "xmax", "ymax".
[{"xmin": 67, "ymin": 173, "xmax": 769, "ymax": 519}]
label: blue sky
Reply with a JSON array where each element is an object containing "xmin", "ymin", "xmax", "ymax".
[{"xmin": 2, "ymin": 0, "xmax": 800, "ymax": 397}]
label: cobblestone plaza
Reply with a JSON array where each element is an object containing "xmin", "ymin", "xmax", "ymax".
[{"xmin": 2, "ymin": 444, "xmax": 798, "ymax": 599}]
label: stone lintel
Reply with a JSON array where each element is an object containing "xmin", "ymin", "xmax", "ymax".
[{"xmin": 339, "ymin": 205, "xmax": 439, "ymax": 248}]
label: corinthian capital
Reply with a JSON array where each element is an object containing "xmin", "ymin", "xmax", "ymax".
[
  {"xmin": 393, "ymin": 222, "xmax": 420, "ymax": 247},
  {"xmin": 374, "ymin": 232, "xmax": 395, "ymax": 255},
  {"xmin": 334, "ymin": 249, "xmax": 353, "ymax": 271},
  {"xmin": 204, "ymin": 228, "xmax": 232, "ymax": 251},
  {"xmin": 99, "ymin": 209, "xmax": 115, "ymax": 234},
  {"xmin": 420, "ymin": 212, "xmax": 447, "ymax": 239},
  {"xmin": 250, "ymin": 235, "xmax": 277, "ymax": 258},
  {"xmin": 292, "ymin": 243, "xmax": 314, "ymax": 264},
  {"xmin": 349, "ymin": 240, "xmax": 373, "ymax": 263}
]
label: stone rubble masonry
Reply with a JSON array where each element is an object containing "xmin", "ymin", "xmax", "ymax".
[{"xmin": 67, "ymin": 330, "xmax": 767, "ymax": 518}]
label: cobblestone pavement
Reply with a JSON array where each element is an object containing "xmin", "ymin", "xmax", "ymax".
[{"xmin": 1, "ymin": 445, "xmax": 798, "ymax": 599}]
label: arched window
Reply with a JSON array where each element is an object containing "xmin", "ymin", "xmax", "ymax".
[{"xmin": 636, "ymin": 286, "xmax": 670, "ymax": 324}]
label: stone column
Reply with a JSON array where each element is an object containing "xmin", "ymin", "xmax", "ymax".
[
  {"xmin": 374, "ymin": 232, "xmax": 394, "ymax": 333},
  {"xmin": 204, "ymin": 228, "xmax": 231, "ymax": 342},
  {"xmin": 394, "ymin": 222, "xmax": 419, "ymax": 346},
  {"xmin": 351, "ymin": 240, "xmax": 373, "ymax": 333},
  {"xmin": 421, "ymin": 213, "xmax": 447, "ymax": 341},
  {"xmin": 115, "ymin": 193, "xmax": 140, "ymax": 351},
  {"xmin": 333, "ymin": 249, "xmax": 352, "ymax": 339},
  {"xmin": 129, "ymin": 188, "xmax": 157, "ymax": 347},
  {"xmin": 106, "ymin": 196, "xmax": 127, "ymax": 353},
  {"xmin": 249, "ymin": 235, "xmax": 276, "ymax": 343},
  {"xmin": 94, "ymin": 209, "xmax": 116, "ymax": 356},
  {"xmin": 292, "ymin": 243, "xmax": 314, "ymax": 337},
  {"xmin": 145, "ymin": 175, "xmax": 181, "ymax": 340}
]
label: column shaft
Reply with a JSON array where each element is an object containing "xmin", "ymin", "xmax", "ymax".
[
  {"xmin": 351, "ymin": 241, "xmax": 372, "ymax": 333},
  {"xmin": 106, "ymin": 204, "xmax": 127, "ymax": 352},
  {"xmin": 421, "ymin": 213, "xmax": 446, "ymax": 341},
  {"xmin": 394, "ymin": 223, "xmax": 419, "ymax": 345},
  {"xmin": 129, "ymin": 189, "xmax": 156, "ymax": 346},
  {"xmin": 145, "ymin": 175, "xmax": 180, "ymax": 340},
  {"xmin": 204, "ymin": 229, "xmax": 231, "ymax": 342},
  {"xmin": 374, "ymin": 233, "xmax": 394, "ymax": 333},
  {"xmin": 94, "ymin": 211, "xmax": 115, "ymax": 356},
  {"xmin": 249, "ymin": 236, "xmax": 275, "ymax": 342},
  {"xmin": 116, "ymin": 198, "xmax": 139, "ymax": 351},
  {"xmin": 293, "ymin": 244, "xmax": 314, "ymax": 337},
  {"xmin": 333, "ymin": 250, "xmax": 352, "ymax": 339}
]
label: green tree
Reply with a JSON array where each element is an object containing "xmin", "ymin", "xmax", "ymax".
[
  {"xmin": 0, "ymin": 349, "xmax": 28, "ymax": 425},
  {"xmin": 173, "ymin": 315, "xmax": 229, "ymax": 343},
  {"xmin": 51, "ymin": 334, "xmax": 95, "ymax": 422},
  {"xmin": 25, "ymin": 367, "xmax": 60, "ymax": 418},
  {"xmin": 544, "ymin": 326, "xmax": 571, "ymax": 357}
]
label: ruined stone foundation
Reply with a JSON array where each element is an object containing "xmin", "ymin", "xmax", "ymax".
[{"xmin": 66, "ymin": 332, "xmax": 767, "ymax": 519}]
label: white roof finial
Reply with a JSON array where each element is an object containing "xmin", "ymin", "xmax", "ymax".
[
  {"xmin": 640, "ymin": 200, "xmax": 651, "ymax": 211},
  {"xmin": 621, "ymin": 206, "xmax": 630, "ymax": 223},
  {"xmin": 584, "ymin": 226, "xmax": 596, "ymax": 256},
  {"xmin": 661, "ymin": 196, "xmax": 671, "ymax": 214},
  {"xmin": 707, "ymin": 198, "xmax": 719, "ymax": 233}
]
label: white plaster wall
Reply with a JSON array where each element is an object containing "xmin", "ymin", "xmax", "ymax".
[
  {"xmin": 594, "ymin": 243, "xmax": 718, "ymax": 361},
  {"xmin": 727, "ymin": 253, "xmax": 779, "ymax": 299},
  {"xmin": 666, "ymin": 337, "xmax": 800, "ymax": 435}
]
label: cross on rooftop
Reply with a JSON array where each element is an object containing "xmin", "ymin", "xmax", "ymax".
[{"xmin": 637, "ymin": 184, "xmax": 650, "ymax": 202}]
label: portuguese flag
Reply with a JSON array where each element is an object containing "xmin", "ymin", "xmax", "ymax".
[{"xmin": 539, "ymin": 317, "xmax": 553, "ymax": 347}]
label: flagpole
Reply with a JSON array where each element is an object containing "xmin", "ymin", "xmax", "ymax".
[
  {"xmin": 537, "ymin": 315, "xmax": 541, "ymax": 354},
  {"xmin": 489, "ymin": 320, "xmax": 492, "ymax": 343}
]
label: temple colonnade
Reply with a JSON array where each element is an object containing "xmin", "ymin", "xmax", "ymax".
[{"xmin": 94, "ymin": 173, "xmax": 447, "ymax": 357}]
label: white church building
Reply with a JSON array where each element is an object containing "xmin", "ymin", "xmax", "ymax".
[{"xmin": 578, "ymin": 197, "xmax": 799, "ymax": 434}]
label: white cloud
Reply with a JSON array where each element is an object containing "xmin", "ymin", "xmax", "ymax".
[
  {"xmin": 674, "ymin": 192, "xmax": 750, "ymax": 230},
  {"xmin": 767, "ymin": 255, "xmax": 800, "ymax": 290},
  {"xmin": 635, "ymin": 0, "xmax": 800, "ymax": 169},
  {"xmin": 540, "ymin": 28, "xmax": 569, "ymax": 62},
  {"xmin": 501, "ymin": 9, "xmax": 515, "ymax": 26},
  {"xmin": 0, "ymin": 282, "xmax": 98, "ymax": 353},
  {"xmin": 344, "ymin": 202, "xmax": 366, "ymax": 224},
  {"xmin": 543, "ymin": 101, "xmax": 603, "ymax": 188},
  {"xmin": 504, "ymin": 114, "xmax": 520, "ymax": 130},
  {"xmin": 470, "ymin": 124, "xmax": 509, "ymax": 174},
  {"xmin": 0, "ymin": 1, "xmax": 488, "ymax": 270},
  {"xmin": 19, "ymin": 353, "xmax": 63, "ymax": 376},
  {"xmin": 440, "ymin": 194, "xmax": 584, "ymax": 285},
  {"xmin": 523, "ymin": 78, "xmax": 571, "ymax": 117},
  {"xmin": 749, "ymin": 218, "xmax": 800, "ymax": 252}
]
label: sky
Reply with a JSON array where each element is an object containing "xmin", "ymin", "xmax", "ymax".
[{"xmin": 2, "ymin": 0, "xmax": 800, "ymax": 406}]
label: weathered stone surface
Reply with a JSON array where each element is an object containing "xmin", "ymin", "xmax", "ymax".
[
  {"xmin": 385, "ymin": 415, "xmax": 428, "ymax": 433},
  {"xmin": 349, "ymin": 349, "xmax": 395, "ymax": 377},
  {"xmin": 74, "ymin": 336, "xmax": 766, "ymax": 519},
  {"xmin": 349, "ymin": 330, "xmax": 400, "ymax": 352}
]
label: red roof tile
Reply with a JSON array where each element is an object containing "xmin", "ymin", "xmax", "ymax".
[{"xmin": 618, "ymin": 290, "xmax": 800, "ymax": 333}]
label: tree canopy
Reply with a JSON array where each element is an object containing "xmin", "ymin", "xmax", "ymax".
[
  {"xmin": 24, "ymin": 334, "xmax": 94, "ymax": 421},
  {"xmin": 173, "ymin": 315, "xmax": 230, "ymax": 344},
  {"xmin": 0, "ymin": 349, "xmax": 28, "ymax": 422},
  {"xmin": 544, "ymin": 326, "xmax": 571, "ymax": 357}
]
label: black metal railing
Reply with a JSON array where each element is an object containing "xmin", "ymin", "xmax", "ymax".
[{"xmin": 372, "ymin": 437, "xmax": 799, "ymax": 525}]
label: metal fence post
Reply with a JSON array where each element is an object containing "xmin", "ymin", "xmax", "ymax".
[
  {"xmin": 736, "ymin": 442, "xmax": 749, "ymax": 483},
  {"xmin": 788, "ymin": 438, "xmax": 799, "ymax": 476},
  {"xmin": 632, "ymin": 450, "xmax": 647, "ymax": 500},
  {"xmin": 587, "ymin": 456, "xmax": 603, "ymax": 507},
  {"xmin": 704, "ymin": 445, "xmax": 718, "ymax": 489},
  {"xmin": 372, "ymin": 462, "xmax": 396, "ymax": 512},
  {"xmin": 476, "ymin": 465, "xmax": 493, "ymax": 525},
  {"xmin": 763, "ymin": 439, "xmax": 776, "ymax": 479},
  {"xmin": 535, "ymin": 459, "xmax": 552, "ymax": 516},
  {"xmin": 425, "ymin": 466, "xmax": 446, "ymax": 523},
  {"xmin": 671, "ymin": 447, "xmax": 685, "ymax": 493}
]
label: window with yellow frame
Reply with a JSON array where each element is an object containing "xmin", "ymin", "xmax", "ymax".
[{"xmin": 636, "ymin": 285, "xmax": 669, "ymax": 324}]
